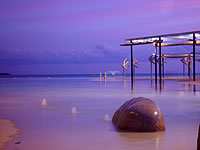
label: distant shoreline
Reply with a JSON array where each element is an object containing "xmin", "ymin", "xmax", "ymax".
[
  {"xmin": 0, "ymin": 73, "xmax": 11, "ymax": 76},
  {"xmin": 0, "ymin": 73, "xmax": 200, "ymax": 79}
]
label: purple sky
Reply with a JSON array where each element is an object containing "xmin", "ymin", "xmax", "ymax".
[{"xmin": 0, "ymin": 0, "xmax": 200, "ymax": 74}]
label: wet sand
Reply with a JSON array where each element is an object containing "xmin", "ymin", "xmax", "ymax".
[{"xmin": 0, "ymin": 119, "xmax": 19, "ymax": 150}]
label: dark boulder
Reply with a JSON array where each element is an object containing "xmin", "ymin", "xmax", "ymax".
[{"xmin": 112, "ymin": 97, "xmax": 165, "ymax": 132}]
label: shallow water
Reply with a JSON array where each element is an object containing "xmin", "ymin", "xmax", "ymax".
[{"xmin": 0, "ymin": 78, "xmax": 200, "ymax": 150}]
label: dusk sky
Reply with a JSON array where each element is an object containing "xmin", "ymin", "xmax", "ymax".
[{"xmin": 0, "ymin": 0, "xmax": 200, "ymax": 74}]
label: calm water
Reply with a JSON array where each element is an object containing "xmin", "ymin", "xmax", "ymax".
[{"xmin": 0, "ymin": 77, "xmax": 200, "ymax": 150}]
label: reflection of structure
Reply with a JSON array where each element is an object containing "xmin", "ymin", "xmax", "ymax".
[
  {"xmin": 196, "ymin": 52, "xmax": 200, "ymax": 62},
  {"xmin": 121, "ymin": 31, "xmax": 200, "ymax": 87},
  {"xmin": 132, "ymin": 57, "xmax": 139, "ymax": 78},
  {"xmin": 156, "ymin": 55, "xmax": 166, "ymax": 78},
  {"xmin": 149, "ymin": 55, "xmax": 155, "ymax": 80},
  {"xmin": 180, "ymin": 57, "xmax": 187, "ymax": 76},
  {"xmin": 188, "ymin": 55, "xmax": 192, "ymax": 77},
  {"xmin": 122, "ymin": 58, "xmax": 128, "ymax": 80},
  {"xmin": 150, "ymin": 53, "xmax": 196, "ymax": 78}
]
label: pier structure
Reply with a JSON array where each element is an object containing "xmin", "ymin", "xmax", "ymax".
[
  {"xmin": 120, "ymin": 31, "xmax": 200, "ymax": 87},
  {"xmin": 149, "ymin": 52, "xmax": 200, "ymax": 79}
]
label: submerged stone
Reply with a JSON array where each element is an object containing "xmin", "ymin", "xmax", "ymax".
[{"xmin": 112, "ymin": 97, "xmax": 165, "ymax": 132}]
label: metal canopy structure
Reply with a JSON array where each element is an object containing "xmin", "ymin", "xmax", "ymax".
[
  {"xmin": 120, "ymin": 30, "xmax": 200, "ymax": 87},
  {"xmin": 153, "ymin": 52, "xmax": 200, "ymax": 58},
  {"xmin": 150, "ymin": 52, "xmax": 200, "ymax": 78}
]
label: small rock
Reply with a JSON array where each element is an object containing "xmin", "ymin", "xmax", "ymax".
[
  {"xmin": 112, "ymin": 97, "xmax": 165, "ymax": 132},
  {"xmin": 15, "ymin": 141, "xmax": 21, "ymax": 144}
]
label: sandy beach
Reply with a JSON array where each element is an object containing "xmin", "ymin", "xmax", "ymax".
[{"xmin": 0, "ymin": 119, "xmax": 19, "ymax": 150}]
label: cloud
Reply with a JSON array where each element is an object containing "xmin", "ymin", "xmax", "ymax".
[
  {"xmin": 0, "ymin": 43, "xmax": 127, "ymax": 65},
  {"xmin": 66, "ymin": 43, "xmax": 127, "ymax": 63}
]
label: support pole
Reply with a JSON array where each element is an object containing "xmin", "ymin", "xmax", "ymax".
[
  {"xmin": 104, "ymin": 72, "xmax": 106, "ymax": 80},
  {"xmin": 130, "ymin": 42, "xmax": 133, "ymax": 89},
  {"xmin": 193, "ymin": 33, "xmax": 196, "ymax": 81},
  {"xmin": 151, "ymin": 57, "xmax": 152, "ymax": 80},
  {"xmin": 162, "ymin": 56, "xmax": 164, "ymax": 78},
  {"xmin": 188, "ymin": 55, "xmax": 191, "ymax": 78},
  {"xmin": 155, "ymin": 44, "xmax": 158, "ymax": 83},
  {"xmin": 159, "ymin": 37, "xmax": 162, "ymax": 84},
  {"xmin": 183, "ymin": 59, "xmax": 185, "ymax": 76}
]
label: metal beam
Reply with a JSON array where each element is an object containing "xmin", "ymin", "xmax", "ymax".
[
  {"xmin": 120, "ymin": 41, "xmax": 154, "ymax": 46},
  {"xmin": 157, "ymin": 42, "xmax": 200, "ymax": 47}
]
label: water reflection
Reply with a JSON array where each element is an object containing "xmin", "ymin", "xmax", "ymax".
[
  {"xmin": 188, "ymin": 83, "xmax": 192, "ymax": 92},
  {"xmin": 104, "ymin": 79, "xmax": 106, "ymax": 87},
  {"xmin": 193, "ymin": 84, "xmax": 196, "ymax": 93},
  {"xmin": 118, "ymin": 131, "xmax": 165, "ymax": 150},
  {"xmin": 151, "ymin": 79, "xmax": 153, "ymax": 88},
  {"xmin": 182, "ymin": 83, "xmax": 197, "ymax": 93},
  {"xmin": 130, "ymin": 78, "xmax": 199, "ymax": 94},
  {"xmin": 123, "ymin": 80, "xmax": 127, "ymax": 88}
]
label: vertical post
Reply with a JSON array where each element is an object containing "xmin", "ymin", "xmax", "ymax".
[
  {"xmin": 104, "ymin": 72, "xmax": 106, "ymax": 80},
  {"xmin": 150, "ymin": 55, "xmax": 153, "ymax": 88},
  {"xmin": 151, "ymin": 57, "xmax": 152, "ymax": 80},
  {"xmin": 159, "ymin": 37, "xmax": 162, "ymax": 84},
  {"xmin": 193, "ymin": 33, "xmax": 196, "ymax": 81},
  {"xmin": 162, "ymin": 56, "xmax": 164, "ymax": 78},
  {"xmin": 130, "ymin": 41, "xmax": 133, "ymax": 89},
  {"xmin": 183, "ymin": 58, "xmax": 185, "ymax": 76},
  {"xmin": 188, "ymin": 55, "xmax": 190, "ymax": 77},
  {"xmin": 155, "ymin": 44, "xmax": 158, "ymax": 83}
]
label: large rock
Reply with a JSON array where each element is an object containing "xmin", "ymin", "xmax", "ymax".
[
  {"xmin": 198, "ymin": 124, "xmax": 200, "ymax": 150},
  {"xmin": 112, "ymin": 97, "xmax": 165, "ymax": 132}
]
